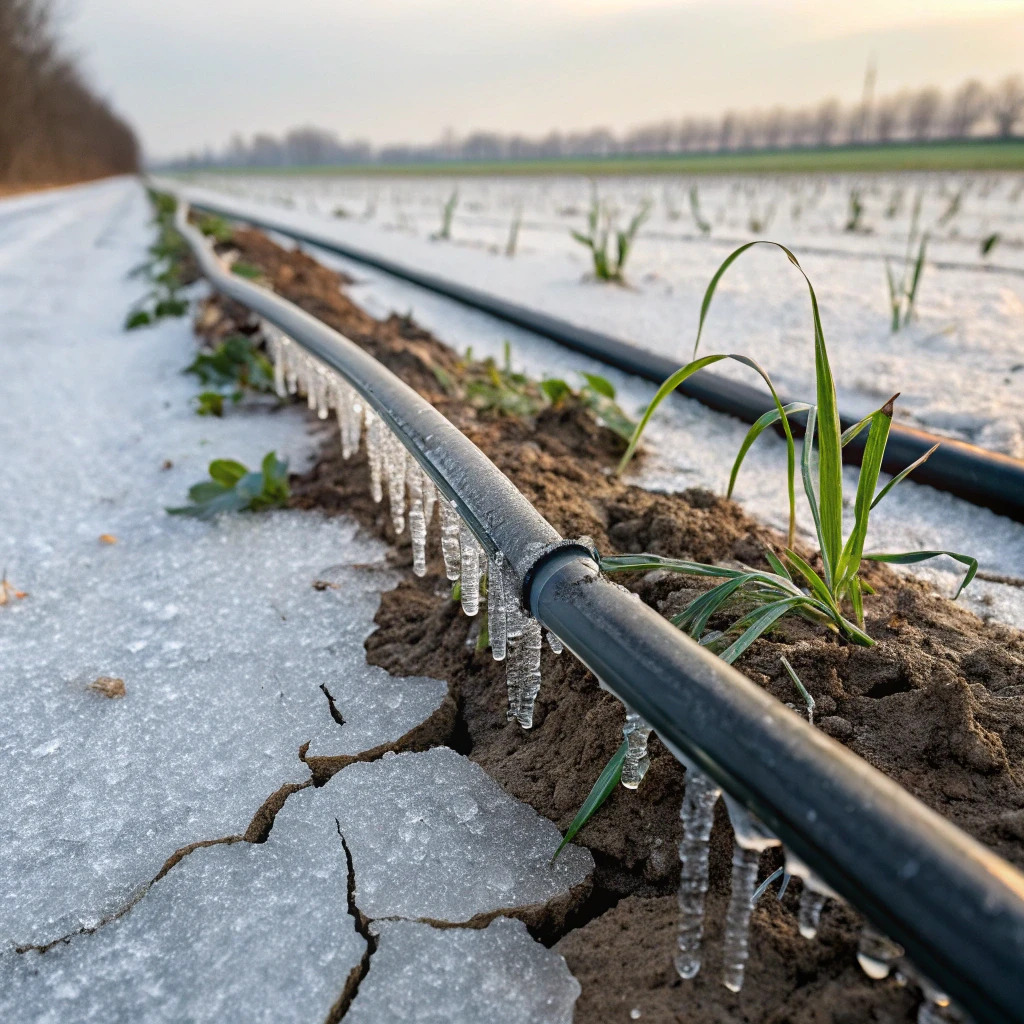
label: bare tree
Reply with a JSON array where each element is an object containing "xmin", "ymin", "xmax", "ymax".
[
  {"xmin": 813, "ymin": 99, "xmax": 842, "ymax": 146},
  {"xmin": 718, "ymin": 111, "xmax": 738, "ymax": 152},
  {"xmin": 0, "ymin": 0, "xmax": 137, "ymax": 186},
  {"xmin": 906, "ymin": 87, "xmax": 942, "ymax": 141},
  {"xmin": 992, "ymin": 75, "xmax": 1024, "ymax": 137},
  {"xmin": 873, "ymin": 93, "xmax": 907, "ymax": 143},
  {"xmin": 947, "ymin": 79, "xmax": 989, "ymax": 138}
]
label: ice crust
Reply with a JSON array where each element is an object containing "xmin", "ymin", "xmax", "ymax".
[
  {"xmin": 329, "ymin": 747, "xmax": 593, "ymax": 921},
  {"xmin": 346, "ymin": 917, "xmax": 580, "ymax": 1024},
  {"xmin": 0, "ymin": 787, "xmax": 364, "ymax": 1024},
  {"xmin": 0, "ymin": 180, "xmax": 445, "ymax": 949},
  {"xmin": 176, "ymin": 184, "xmax": 1024, "ymax": 632}
]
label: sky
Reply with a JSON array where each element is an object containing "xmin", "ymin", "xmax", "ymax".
[{"xmin": 59, "ymin": 0, "xmax": 1024, "ymax": 160}]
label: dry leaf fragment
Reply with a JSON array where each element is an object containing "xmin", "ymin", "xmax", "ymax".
[
  {"xmin": 0, "ymin": 572, "xmax": 28, "ymax": 606},
  {"xmin": 88, "ymin": 676, "xmax": 126, "ymax": 699}
]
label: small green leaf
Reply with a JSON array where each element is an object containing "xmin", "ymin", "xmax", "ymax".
[
  {"xmin": 208, "ymin": 459, "xmax": 248, "ymax": 487},
  {"xmin": 864, "ymin": 550, "xmax": 978, "ymax": 599},
  {"xmin": 581, "ymin": 373, "xmax": 616, "ymax": 399},
  {"xmin": 125, "ymin": 310, "xmax": 152, "ymax": 330},
  {"xmin": 540, "ymin": 378, "xmax": 572, "ymax": 404},
  {"xmin": 552, "ymin": 740, "xmax": 628, "ymax": 862},
  {"xmin": 231, "ymin": 262, "xmax": 263, "ymax": 280}
]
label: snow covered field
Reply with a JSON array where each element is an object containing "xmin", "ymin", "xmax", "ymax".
[
  {"xmin": 0, "ymin": 179, "xmax": 586, "ymax": 1022},
  {"xmin": 184, "ymin": 171, "xmax": 1024, "ymax": 456},
  {"xmin": 174, "ymin": 174, "xmax": 1024, "ymax": 631}
]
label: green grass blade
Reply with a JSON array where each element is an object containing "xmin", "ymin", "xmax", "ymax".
[
  {"xmin": 799, "ymin": 407, "xmax": 831, "ymax": 585},
  {"xmin": 864, "ymin": 550, "xmax": 978, "ymax": 598},
  {"xmin": 870, "ymin": 443, "xmax": 940, "ymax": 509},
  {"xmin": 783, "ymin": 547, "xmax": 838, "ymax": 614},
  {"xmin": 728, "ymin": 402, "xmax": 809, "ymax": 498},
  {"xmin": 552, "ymin": 739, "xmax": 628, "ymax": 862},
  {"xmin": 836, "ymin": 396, "xmax": 895, "ymax": 588},
  {"xmin": 599, "ymin": 554, "xmax": 741, "ymax": 578},
  {"xmin": 719, "ymin": 596, "xmax": 804, "ymax": 664},
  {"xmin": 763, "ymin": 549, "xmax": 792, "ymax": 581},
  {"xmin": 677, "ymin": 574, "xmax": 765, "ymax": 636},
  {"xmin": 686, "ymin": 241, "xmax": 842, "ymax": 558},
  {"xmin": 780, "ymin": 656, "xmax": 815, "ymax": 720}
]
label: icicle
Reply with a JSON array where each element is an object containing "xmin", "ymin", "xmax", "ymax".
[
  {"xmin": 421, "ymin": 476, "xmax": 437, "ymax": 530},
  {"xmin": 721, "ymin": 799, "xmax": 782, "ymax": 993},
  {"xmin": 782, "ymin": 851, "xmax": 838, "ymax": 941},
  {"xmin": 507, "ymin": 618, "xmax": 543, "ymax": 728},
  {"xmin": 346, "ymin": 392, "xmax": 363, "ymax": 454},
  {"xmin": 315, "ymin": 366, "xmax": 331, "ymax": 419},
  {"xmin": 503, "ymin": 563, "xmax": 527, "ymax": 721},
  {"xmin": 285, "ymin": 346, "xmax": 299, "ymax": 394},
  {"xmin": 917, "ymin": 983, "xmax": 963, "ymax": 1024},
  {"xmin": 856, "ymin": 926, "xmax": 904, "ymax": 980},
  {"xmin": 487, "ymin": 552, "xmax": 507, "ymax": 662},
  {"xmin": 406, "ymin": 455, "xmax": 427, "ymax": 577},
  {"xmin": 459, "ymin": 522, "xmax": 482, "ymax": 615},
  {"xmin": 306, "ymin": 358, "xmax": 318, "ymax": 411},
  {"xmin": 675, "ymin": 770, "xmax": 721, "ymax": 981},
  {"xmin": 621, "ymin": 709, "xmax": 653, "ymax": 790},
  {"xmin": 364, "ymin": 408, "xmax": 384, "ymax": 503},
  {"xmin": 798, "ymin": 888, "xmax": 827, "ymax": 940},
  {"xmin": 545, "ymin": 630, "xmax": 563, "ymax": 654},
  {"xmin": 383, "ymin": 430, "xmax": 407, "ymax": 534},
  {"xmin": 439, "ymin": 498, "xmax": 462, "ymax": 581},
  {"xmin": 335, "ymin": 379, "xmax": 355, "ymax": 457},
  {"xmin": 269, "ymin": 330, "xmax": 288, "ymax": 398}
]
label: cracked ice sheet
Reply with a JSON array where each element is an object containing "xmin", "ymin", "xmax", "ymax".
[
  {"xmin": 329, "ymin": 747, "xmax": 593, "ymax": 922},
  {"xmin": 0, "ymin": 179, "xmax": 445, "ymax": 949},
  {"xmin": 0, "ymin": 787, "xmax": 364, "ymax": 1024},
  {"xmin": 346, "ymin": 918, "xmax": 580, "ymax": 1024}
]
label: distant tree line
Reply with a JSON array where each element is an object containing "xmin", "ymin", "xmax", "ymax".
[
  {"xmin": 169, "ymin": 75, "xmax": 1024, "ymax": 171},
  {"xmin": 0, "ymin": 0, "xmax": 138, "ymax": 188}
]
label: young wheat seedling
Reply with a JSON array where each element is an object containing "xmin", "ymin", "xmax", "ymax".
[
  {"xmin": 570, "ymin": 186, "xmax": 651, "ymax": 283},
  {"xmin": 610, "ymin": 241, "xmax": 976, "ymax": 654}
]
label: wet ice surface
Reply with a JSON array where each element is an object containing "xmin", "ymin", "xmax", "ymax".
[
  {"xmin": 0, "ymin": 179, "xmax": 444, "ymax": 949},
  {"xmin": 330, "ymin": 747, "xmax": 593, "ymax": 921},
  {"xmin": 195, "ymin": 209, "xmax": 1024, "ymax": 631},
  {"xmin": 0, "ymin": 787, "xmax": 364, "ymax": 1024},
  {"xmin": 346, "ymin": 917, "xmax": 580, "ymax": 1024}
]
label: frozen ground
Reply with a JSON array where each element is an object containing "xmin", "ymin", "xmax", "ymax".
[
  {"xmin": 179, "ymin": 172, "xmax": 1024, "ymax": 457},
  {"xmin": 165, "ymin": 177, "xmax": 1024, "ymax": 630},
  {"xmin": 0, "ymin": 178, "xmax": 584, "ymax": 1021}
]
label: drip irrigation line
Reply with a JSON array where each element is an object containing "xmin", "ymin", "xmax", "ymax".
[
  {"xmin": 176, "ymin": 201, "xmax": 1024, "ymax": 1024},
  {"xmin": 180, "ymin": 191, "xmax": 1024, "ymax": 524}
]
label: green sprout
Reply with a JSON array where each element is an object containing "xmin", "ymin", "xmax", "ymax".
[
  {"xmin": 611, "ymin": 241, "xmax": 975, "ymax": 652},
  {"xmin": 689, "ymin": 185, "xmax": 711, "ymax": 236},
  {"xmin": 434, "ymin": 189, "xmax": 459, "ymax": 241},
  {"xmin": 570, "ymin": 186, "xmax": 651, "ymax": 283},
  {"xmin": 167, "ymin": 453, "xmax": 290, "ymax": 518}
]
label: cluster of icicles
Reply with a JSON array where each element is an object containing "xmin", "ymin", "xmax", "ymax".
[
  {"xmin": 621, "ymin": 712, "xmax": 965, "ymax": 1021},
  {"xmin": 264, "ymin": 323, "xmax": 562, "ymax": 730}
]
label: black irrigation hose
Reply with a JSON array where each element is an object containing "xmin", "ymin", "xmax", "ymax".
[
  {"xmin": 176, "ymin": 202, "xmax": 1024, "ymax": 1024},
  {"xmin": 183, "ymin": 192, "xmax": 1024, "ymax": 524}
]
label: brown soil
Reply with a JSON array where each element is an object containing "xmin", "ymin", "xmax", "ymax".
[{"xmin": 197, "ymin": 226, "xmax": 1024, "ymax": 1023}]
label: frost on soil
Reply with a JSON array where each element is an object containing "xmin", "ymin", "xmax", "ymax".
[
  {"xmin": 329, "ymin": 747, "xmax": 593, "ymax": 922},
  {"xmin": 346, "ymin": 917, "xmax": 580, "ymax": 1024},
  {"xmin": 0, "ymin": 787, "xmax": 364, "ymax": 1024}
]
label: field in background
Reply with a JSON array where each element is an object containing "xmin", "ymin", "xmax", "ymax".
[{"xmin": 179, "ymin": 140, "xmax": 1024, "ymax": 179}]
